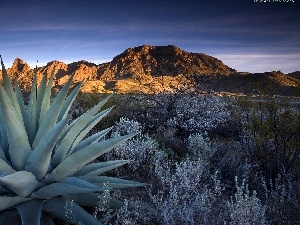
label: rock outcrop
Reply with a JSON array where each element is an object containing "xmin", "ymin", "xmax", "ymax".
[{"xmin": 0, "ymin": 45, "xmax": 299, "ymax": 95}]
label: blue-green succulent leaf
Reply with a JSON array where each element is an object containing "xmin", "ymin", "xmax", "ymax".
[
  {"xmin": 27, "ymin": 70, "xmax": 38, "ymax": 145},
  {"xmin": 67, "ymin": 107, "xmax": 114, "ymax": 156},
  {"xmin": 0, "ymin": 196, "xmax": 31, "ymax": 211},
  {"xmin": 0, "ymin": 107, "xmax": 8, "ymax": 155},
  {"xmin": 16, "ymin": 199, "xmax": 43, "ymax": 225},
  {"xmin": 0, "ymin": 85, "xmax": 31, "ymax": 170},
  {"xmin": 60, "ymin": 176, "xmax": 102, "ymax": 189},
  {"xmin": 0, "ymin": 144, "xmax": 9, "ymax": 164},
  {"xmin": 36, "ymin": 71, "xmax": 48, "ymax": 126},
  {"xmin": 0, "ymin": 171, "xmax": 40, "ymax": 197},
  {"xmin": 74, "ymin": 160, "xmax": 130, "ymax": 176},
  {"xmin": 57, "ymin": 82, "xmax": 82, "ymax": 122},
  {"xmin": 51, "ymin": 102, "xmax": 112, "ymax": 168},
  {"xmin": 0, "ymin": 158, "xmax": 15, "ymax": 174},
  {"xmin": 14, "ymin": 80, "xmax": 29, "ymax": 135},
  {"xmin": 81, "ymin": 94, "xmax": 112, "ymax": 118},
  {"xmin": 0, "ymin": 58, "xmax": 23, "ymax": 120},
  {"xmin": 24, "ymin": 115, "xmax": 71, "ymax": 180},
  {"xmin": 31, "ymin": 181, "xmax": 102, "ymax": 199},
  {"xmin": 73, "ymin": 127, "xmax": 112, "ymax": 153},
  {"xmin": 43, "ymin": 197, "xmax": 102, "ymax": 225},
  {"xmin": 79, "ymin": 176, "xmax": 147, "ymax": 189},
  {"xmin": 60, "ymin": 94, "xmax": 111, "ymax": 138},
  {"xmin": 38, "ymin": 69, "xmax": 55, "ymax": 126},
  {"xmin": 55, "ymin": 93, "xmax": 110, "ymax": 146},
  {"xmin": 0, "ymin": 58, "xmax": 144, "ymax": 224},
  {"xmin": 44, "ymin": 133, "xmax": 136, "ymax": 182},
  {"xmin": 33, "ymin": 73, "xmax": 74, "ymax": 148},
  {"xmin": 0, "ymin": 209, "xmax": 21, "ymax": 224}
]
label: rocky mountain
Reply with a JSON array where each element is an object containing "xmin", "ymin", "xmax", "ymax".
[
  {"xmin": 287, "ymin": 71, "xmax": 300, "ymax": 79},
  {"xmin": 205, "ymin": 71, "xmax": 300, "ymax": 96},
  {"xmin": 0, "ymin": 45, "xmax": 299, "ymax": 95},
  {"xmin": 98, "ymin": 45, "xmax": 236, "ymax": 80}
]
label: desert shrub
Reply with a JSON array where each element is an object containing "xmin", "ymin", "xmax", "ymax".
[
  {"xmin": 228, "ymin": 177, "xmax": 267, "ymax": 225},
  {"xmin": 187, "ymin": 133, "xmax": 215, "ymax": 160},
  {"xmin": 236, "ymin": 98, "xmax": 300, "ymax": 181},
  {"xmin": 111, "ymin": 117, "xmax": 142, "ymax": 137},
  {"xmin": 105, "ymin": 117, "xmax": 159, "ymax": 180},
  {"xmin": 148, "ymin": 154, "xmax": 225, "ymax": 225},
  {"xmin": 259, "ymin": 174, "xmax": 300, "ymax": 224},
  {"xmin": 212, "ymin": 140, "xmax": 255, "ymax": 190},
  {"xmin": 76, "ymin": 93, "xmax": 233, "ymax": 157},
  {"xmin": 166, "ymin": 95, "xmax": 231, "ymax": 134},
  {"xmin": 69, "ymin": 93, "xmax": 300, "ymax": 224},
  {"xmin": 98, "ymin": 117, "xmax": 229, "ymax": 224},
  {"xmin": 132, "ymin": 94, "xmax": 233, "ymax": 156}
]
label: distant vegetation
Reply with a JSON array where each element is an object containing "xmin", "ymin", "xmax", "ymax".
[{"xmin": 72, "ymin": 90, "xmax": 300, "ymax": 225}]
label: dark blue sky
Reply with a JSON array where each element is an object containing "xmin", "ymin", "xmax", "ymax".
[{"xmin": 0, "ymin": 0, "xmax": 299, "ymax": 73}]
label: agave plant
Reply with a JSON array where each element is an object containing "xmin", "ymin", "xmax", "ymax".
[{"xmin": 0, "ymin": 57, "xmax": 145, "ymax": 225}]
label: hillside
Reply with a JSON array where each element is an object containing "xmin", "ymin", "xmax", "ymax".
[{"xmin": 0, "ymin": 45, "xmax": 299, "ymax": 96}]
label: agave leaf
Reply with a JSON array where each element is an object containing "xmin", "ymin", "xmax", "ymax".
[
  {"xmin": 16, "ymin": 199, "xmax": 43, "ymax": 225},
  {"xmin": 51, "ymin": 103, "xmax": 112, "ymax": 168},
  {"xmin": 14, "ymin": 80, "xmax": 29, "ymax": 135},
  {"xmin": 24, "ymin": 115, "xmax": 71, "ymax": 180},
  {"xmin": 31, "ymin": 181, "xmax": 102, "ymax": 199},
  {"xmin": 43, "ymin": 197, "xmax": 102, "ymax": 225},
  {"xmin": 57, "ymin": 82, "xmax": 82, "ymax": 122},
  {"xmin": 60, "ymin": 176, "xmax": 103, "ymax": 188},
  {"xmin": 66, "ymin": 107, "xmax": 113, "ymax": 157},
  {"xmin": 41, "ymin": 213, "xmax": 56, "ymax": 225},
  {"xmin": 74, "ymin": 160, "xmax": 130, "ymax": 176},
  {"xmin": 0, "ymin": 196, "xmax": 31, "ymax": 211},
  {"xmin": 80, "ymin": 94, "xmax": 112, "ymax": 119},
  {"xmin": 0, "ymin": 158, "xmax": 16, "ymax": 174},
  {"xmin": 73, "ymin": 127, "xmax": 112, "ymax": 153},
  {"xmin": 67, "ymin": 107, "xmax": 114, "ymax": 156},
  {"xmin": 0, "ymin": 209, "xmax": 21, "ymax": 224},
  {"xmin": 0, "ymin": 171, "xmax": 40, "ymax": 197},
  {"xmin": 61, "ymin": 94, "xmax": 112, "ymax": 136},
  {"xmin": 0, "ymin": 144, "xmax": 9, "ymax": 164},
  {"xmin": 38, "ymin": 69, "xmax": 55, "ymax": 125},
  {"xmin": 0, "ymin": 107, "xmax": 8, "ymax": 155},
  {"xmin": 0, "ymin": 85, "xmax": 32, "ymax": 170},
  {"xmin": 79, "ymin": 176, "xmax": 147, "ymax": 189},
  {"xmin": 36, "ymin": 71, "xmax": 48, "ymax": 125},
  {"xmin": 66, "ymin": 192, "xmax": 124, "ymax": 208},
  {"xmin": 0, "ymin": 57, "xmax": 23, "ymax": 120},
  {"xmin": 56, "ymin": 116, "xmax": 77, "ymax": 144},
  {"xmin": 44, "ymin": 133, "xmax": 136, "ymax": 182},
  {"xmin": 55, "ymin": 94, "xmax": 111, "ymax": 145},
  {"xmin": 33, "ymin": 73, "xmax": 74, "ymax": 148},
  {"xmin": 27, "ymin": 70, "xmax": 38, "ymax": 145}
]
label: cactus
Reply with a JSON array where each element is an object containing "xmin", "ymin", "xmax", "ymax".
[{"xmin": 0, "ymin": 57, "xmax": 145, "ymax": 225}]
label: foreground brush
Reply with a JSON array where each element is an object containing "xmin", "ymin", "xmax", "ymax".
[{"xmin": 0, "ymin": 57, "xmax": 145, "ymax": 224}]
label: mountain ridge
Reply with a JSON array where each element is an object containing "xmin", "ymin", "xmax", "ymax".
[{"xmin": 1, "ymin": 45, "xmax": 299, "ymax": 96}]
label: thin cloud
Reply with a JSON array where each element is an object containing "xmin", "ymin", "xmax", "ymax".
[{"xmin": 213, "ymin": 53, "xmax": 300, "ymax": 73}]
